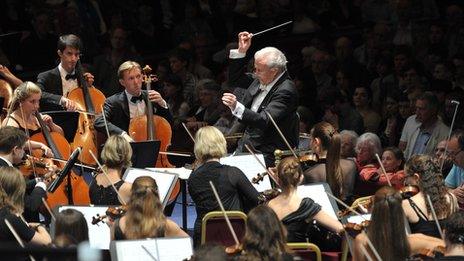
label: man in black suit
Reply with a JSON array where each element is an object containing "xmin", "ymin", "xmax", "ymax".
[
  {"xmin": 222, "ymin": 31, "xmax": 299, "ymax": 167},
  {"xmin": 94, "ymin": 61, "xmax": 172, "ymax": 141},
  {"xmin": 0, "ymin": 126, "xmax": 48, "ymax": 222},
  {"xmin": 36, "ymin": 34, "xmax": 89, "ymax": 141}
]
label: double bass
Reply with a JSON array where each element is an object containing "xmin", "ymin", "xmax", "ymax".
[
  {"xmin": 30, "ymin": 111, "xmax": 90, "ymax": 208},
  {"xmin": 68, "ymin": 61, "xmax": 105, "ymax": 165},
  {"xmin": 128, "ymin": 65, "xmax": 179, "ymax": 204}
]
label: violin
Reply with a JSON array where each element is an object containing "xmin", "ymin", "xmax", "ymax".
[
  {"xmin": 19, "ymin": 155, "xmax": 59, "ymax": 178},
  {"xmin": 400, "ymin": 185, "xmax": 420, "ymax": 199},
  {"xmin": 91, "ymin": 205, "xmax": 128, "ymax": 225},
  {"xmin": 410, "ymin": 246, "xmax": 445, "ymax": 260},
  {"xmin": 337, "ymin": 196, "xmax": 373, "ymax": 218},
  {"xmin": 257, "ymin": 188, "xmax": 281, "ymax": 204},
  {"xmin": 344, "ymin": 220, "xmax": 370, "ymax": 238},
  {"xmin": 225, "ymin": 244, "xmax": 243, "ymax": 255}
]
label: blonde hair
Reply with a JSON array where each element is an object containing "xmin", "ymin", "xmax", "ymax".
[
  {"xmin": 9, "ymin": 81, "xmax": 41, "ymax": 114},
  {"xmin": 125, "ymin": 176, "xmax": 166, "ymax": 239},
  {"xmin": 194, "ymin": 126, "xmax": 226, "ymax": 163},
  {"xmin": 101, "ymin": 135, "xmax": 132, "ymax": 170},
  {"xmin": 118, "ymin": 61, "xmax": 142, "ymax": 79},
  {"xmin": 0, "ymin": 167, "xmax": 26, "ymax": 214}
]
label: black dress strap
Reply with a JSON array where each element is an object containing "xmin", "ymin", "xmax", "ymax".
[{"xmin": 408, "ymin": 198, "xmax": 429, "ymax": 221}]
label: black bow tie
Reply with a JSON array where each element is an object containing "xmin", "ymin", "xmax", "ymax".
[
  {"xmin": 65, "ymin": 74, "xmax": 77, "ymax": 80},
  {"xmin": 130, "ymin": 95, "xmax": 144, "ymax": 103}
]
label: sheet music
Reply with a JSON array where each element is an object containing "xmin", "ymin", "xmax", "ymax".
[
  {"xmin": 112, "ymin": 237, "xmax": 193, "ymax": 261},
  {"xmin": 122, "ymin": 168, "xmax": 178, "ymax": 207},
  {"xmin": 297, "ymin": 184, "xmax": 338, "ymax": 219},
  {"xmin": 146, "ymin": 167, "xmax": 192, "ymax": 180},
  {"xmin": 347, "ymin": 214, "xmax": 371, "ymax": 224},
  {"xmin": 220, "ymin": 154, "xmax": 272, "ymax": 192},
  {"xmin": 58, "ymin": 206, "xmax": 111, "ymax": 250}
]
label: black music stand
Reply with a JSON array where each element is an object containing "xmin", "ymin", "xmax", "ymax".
[
  {"xmin": 130, "ymin": 140, "xmax": 160, "ymax": 168},
  {"xmin": 48, "ymin": 148, "xmax": 81, "ymax": 205},
  {"xmin": 40, "ymin": 111, "xmax": 79, "ymax": 143}
]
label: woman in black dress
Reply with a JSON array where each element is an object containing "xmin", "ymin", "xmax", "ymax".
[
  {"xmin": 188, "ymin": 126, "xmax": 259, "ymax": 246},
  {"xmin": 268, "ymin": 156, "xmax": 344, "ymax": 242},
  {"xmin": 89, "ymin": 135, "xmax": 132, "ymax": 205}
]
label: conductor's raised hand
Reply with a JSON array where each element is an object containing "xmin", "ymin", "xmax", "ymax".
[
  {"xmin": 222, "ymin": 93, "xmax": 237, "ymax": 111},
  {"xmin": 238, "ymin": 31, "xmax": 253, "ymax": 54}
]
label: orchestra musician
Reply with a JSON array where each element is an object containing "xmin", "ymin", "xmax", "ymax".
[
  {"xmin": 188, "ymin": 126, "xmax": 259, "ymax": 247},
  {"xmin": 353, "ymin": 186, "xmax": 444, "ymax": 261},
  {"xmin": 93, "ymin": 60, "xmax": 172, "ymax": 142},
  {"xmin": 111, "ymin": 176, "xmax": 187, "ymax": 240},
  {"xmin": 53, "ymin": 209, "xmax": 89, "ymax": 247},
  {"xmin": 36, "ymin": 34, "xmax": 91, "ymax": 142},
  {"xmin": 402, "ymin": 155, "xmax": 458, "ymax": 238},
  {"xmin": 303, "ymin": 122, "xmax": 357, "ymax": 203},
  {"xmin": 0, "ymin": 166, "xmax": 51, "ymax": 245},
  {"xmin": 222, "ymin": 31, "xmax": 299, "ymax": 167},
  {"xmin": 267, "ymin": 156, "xmax": 344, "ymax": 242},
  {"xmin": 0, "ymin": 126, "xmax": 50, "ymax": 222},
  {"xmin": 89, "ymin": 135, "xmax": 132, "ymax": 205},
  {"xmin": 436, "ymin": 210, "xmax": 464, "ymax": 260}
]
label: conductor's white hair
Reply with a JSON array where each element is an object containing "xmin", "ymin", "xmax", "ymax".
[{"xmin": 254, "ymin": 47, "xmax": 287, "ymax": 71}]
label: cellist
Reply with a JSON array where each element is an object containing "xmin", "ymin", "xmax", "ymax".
[
  {"xmin": 94, "ymin": 60, "xmax": 172, "ymax": 142},
  {"xmin": 3, "ymin": 82, "xmax": 61, "ymax": 157}
]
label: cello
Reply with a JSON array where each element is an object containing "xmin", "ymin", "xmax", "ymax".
[
  {"xmin": 68, "ymin": 61, "xmax": 105, "ymax": 165},
  {"xmin": 30, "ymin": 111, "xmax": 90, "ymax": 208},
  {"xmin": 128, "ymin": 65, "xmax": 179, "ymax": 204}
]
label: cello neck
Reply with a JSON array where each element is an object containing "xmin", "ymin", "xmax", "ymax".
[
  {"xmin": 143, "ymin": 69, "xmax": 155, "ymax": 140},
  {"xmin": 35, "ymin": 111, "xmax": 63, "ymax": 159},
  {"xmin": 76, "ymin": 60, "xmax": 95, "ymax": 113}
]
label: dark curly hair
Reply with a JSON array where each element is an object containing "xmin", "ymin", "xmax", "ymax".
[
  {"xmin": 444, "ymin": 210, "xmax": 464, "ymax": 246},
  {"xmin": 404, "ymin": 155, "xmax": 451, "ymax": 218}
]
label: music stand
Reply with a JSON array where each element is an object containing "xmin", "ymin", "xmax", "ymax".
[
  {"xmin": 48, "ymin": 148, "xmax": 80, "ymax": 204},
  {"xmin": 130, "ymin": 140, "xmax": 160, "ymax": 168},
  {"xmin": 110, "ymin": 237, "xmax": 193, "ymax": 261},
  {"xmin": 122, "ymin": 168, "xmax": 178, "ymax": 209},
  {"xmin": 40, "ymin": 111, "xmax": 79, "ymax": 143}
]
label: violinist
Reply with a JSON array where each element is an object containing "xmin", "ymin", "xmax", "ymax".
[
  {"xmin": 89, "ymin": 135, "xmax": 132, "ymax": 205},
  {"xmin": 188, "ymin": 126, "xmax": 259, "ymax": 247},
  {"xmin": 353, "ymin": 186, "xmax": 444, "ymax": 261},
  {"xmin": 303, "ymin": 122, "xmax": 357, "ymax": 202},
  {"xmin": 358, "ymin": 147, "xmax": 405, "ymax": 190},
  {"xmin": 402, "ymin": 155, "xmax": 458, "ymax": 239},
  {"xmin": 435, "ymin": 210, "xmax": 464, "ymax": 260},
  {"xmin": 235, "ymin": 205, "xmax": 295, "ymax": 260},
  {"xmin": 267, "ymin": 156, "xmax": 344, "ymax": 242},
  {"xmin": 0, "ymin": 167, "xmax": 51, "ymax": 245},
  {"xmin": 111, "ymin": 176, "xmax": 187, "ymax": 240},
  {"xmin": 36, "ymin": 34, "xmax": 93, "ymax": 141},
  {"xmin": 3, "ymin": 81, "xmax": 61, "ymax": 156},
  {"xmin": 0, "ymin": 127, "xmax": 48, "ymax": 222},
  {"xmin": 53, "ymin": 209, "xmax": 89, "ymax": 247},
  {"xmin": 94, "ymin": 60, "xmax": 172, "ymax": 142}
]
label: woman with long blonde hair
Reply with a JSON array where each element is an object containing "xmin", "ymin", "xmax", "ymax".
[
  {"xmin": 111, "ymin": 176, "xmax": 187, "ymax": 240},
  {"xmin": 2, "ymin": 81, "xmax": 62, "ymax": 157}
]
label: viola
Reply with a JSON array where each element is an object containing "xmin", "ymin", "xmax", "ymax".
[
  {"xmin": 337, "ymin": 196, "xmax": 373, "ymax": 218},
  {"xmin": 68, "ymin": 61, "xmax": 105, "ymax": 165},
  {"xmin": 410, "ymin": 246, "xmax": 445, "ymax": 260},
  {"xmin": 91, "ymin": 205, "xmax": 128, "ymax": 225}
]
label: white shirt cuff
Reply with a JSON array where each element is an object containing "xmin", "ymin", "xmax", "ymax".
[
  {"xmin": 231, "ymin": 102, "xmax": 245, "ymax": 120},
  {"xmin": 35, "ymin": 181, "xmax": 47, "ymax": 191},
  {"xmin": 229, "ymin": 49, "xmax": 246, "ymax": 59},
  {"xmin": 160, "ymin": 100, "xmax": 168, "ymax": 109}
]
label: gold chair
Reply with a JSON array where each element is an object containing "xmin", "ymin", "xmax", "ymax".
[
  {"xmin": 287, "ymin": 242, "xmax": 322, "ymax": 261},
  {"xmin": 200, "ymin": 211, "xmax": 247, "ymax": 246}
]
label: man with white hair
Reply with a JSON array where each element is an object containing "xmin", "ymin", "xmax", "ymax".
[{"xmin": 222, "ymin": 31, "xmax": 299, "ymax": 166}]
